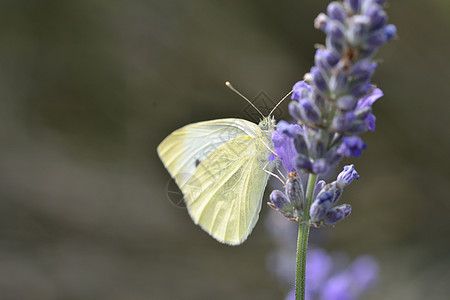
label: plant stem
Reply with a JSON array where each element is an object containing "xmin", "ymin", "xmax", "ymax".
[{"xmin": 295, "ymin": 173, "xmax": 318, "ymax": 300}]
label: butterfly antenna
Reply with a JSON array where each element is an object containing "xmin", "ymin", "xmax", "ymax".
[
  {"xmin": 269, "ymin": 89, "xmax": 293, "ymax": 117},
  {"xmin": 225, "ymin": 81, "xmax": 265, "ymax": 119}
]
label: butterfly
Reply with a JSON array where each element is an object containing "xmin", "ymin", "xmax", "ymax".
[{"xmin": 157, "ymin": 82, "xmax": 290, "ymax": 245}]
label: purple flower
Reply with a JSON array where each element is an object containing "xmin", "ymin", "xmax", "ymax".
[
  {"xmin": 320, "ymin": 272, "xmax": 355, "ymax": 300},
  {"xmin": 337, "ymin": 164, "xmax": 360, "ymax": 186},
  {"xmin": 276, "ymin": 120, "xmax": 304, "ymax": 138},
  {"xmin": 349, "ymin": 255, "xmax": 379, "ymax": 292},
  {"xmin": 356, "ymin": 87, "xmax": 383, "ymax": 131},
  {"xmin": 270, "ymin": 129, "xmax": 298, "ymax": 172},
  {"xmin": 337, "ymin": 136, "xmax": 367, "ymax": 157},
  {"xmin": 270, "ymin": 190, "xmax": 292, "ymax": 214},
  {"xmin": 324, "ymin": 204, "xmax": 352, "ymax": 225},
  {"xmin": 279, "ymin": 247, "xmax": 379, "ymax": 300},
  {"xmin": 292, "ymin": 81, "xmax": 312, "ymax": 100},
  {"xmin": 315, "ymin": 49, "xmax": 340, "ymax": 72},
  {"xmin": 327, "ymin": 2, "xmax": 347, "ymax": 23},
  {"xmin": 384, "ymin": 24, "xmax": 397, "ymax": 41},
  {"xmin": 309, "ymin": 67, "xmax": 329, "ymax": 93}
]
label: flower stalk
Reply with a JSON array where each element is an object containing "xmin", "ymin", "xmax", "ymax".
[
  {"xmin": 295, "ymin": 173, "xmax": 318, "ymax": 300},
  {"xmin": 267, "ymin": 1, "xmax": 396, "ymax": 299}
]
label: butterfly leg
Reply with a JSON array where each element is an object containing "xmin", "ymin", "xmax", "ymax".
[{"xmin": 263, "ymin": 162, "xmax": 285, "ymax": 185}]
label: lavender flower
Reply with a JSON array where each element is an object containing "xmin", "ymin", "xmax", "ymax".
[
  {"xmin": 270, "ymin": 0, "xmax": 396, "ymax": 176},
  {"xmin": 265, "ymin": 2, "xmax": 395, "ymax": 299}
]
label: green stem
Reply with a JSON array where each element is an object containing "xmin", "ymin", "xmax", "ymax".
[{"xmin": 295, "ymin": 173, "xmax": 318, "ymax": 300}]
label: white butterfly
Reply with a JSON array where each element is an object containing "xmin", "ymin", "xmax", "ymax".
[{"xmin": 157, "ymin": 83, "xmax": 288, "ymax": 245}]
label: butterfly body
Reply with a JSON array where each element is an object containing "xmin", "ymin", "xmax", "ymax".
[{"xmin": 157, "ymin": 116, "xmax": 277, "ymax": 245}]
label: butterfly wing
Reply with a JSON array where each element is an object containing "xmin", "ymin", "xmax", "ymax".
[
  {"xmin": 157, "ymin": 119, "xmax": 273, "ymax": 245},
  {"xmin": 185, "ymin": 135, "xmax": 271, "ymax": 245},
  {"xmin": 157, "ymin": 118, "xmax": 261, "ymax": 187}
]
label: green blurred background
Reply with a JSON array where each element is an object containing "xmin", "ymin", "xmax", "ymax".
[{"xmin": 0, "ymin": 0, "xmax": 449, "ymax": 299}]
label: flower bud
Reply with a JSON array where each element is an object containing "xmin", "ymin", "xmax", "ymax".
[
  {"xmin": 299, "ymin": 98, "xmax": 322, "ymax": 124},
  {"xmin": 315, "ymin": 49, "xmax": 340, "ymax": 73},
  {"xmin": 337, "ymin": 136, "xmax": 367, "ymax": 158},
  {"xmin": 286, "ymin": 172, "xmax": 304, "ymax": 211},
  {"xmin": 310, "ymin": 67, "xmax": 329, "ymax": 94},
  {"xmin": 269, "ymin": 190, "xmax": 292, "ymax": 214},
  {"xmin": 313, "ymin": 180, "xmax": 326, "ymax": 200},
  {"xmin": 326, "ymin": 20, "xmax": 346, "ymax": 41},
  {"xmin": 289, "ymin": 101, "xmax": 303, "ymax": 122},
  {"xmin": 327, "ymin": 2, "xmax": 347, "ymax": 23},
  {"xmin": 336, "ymin": 95, "xmax": 357, "ymax": 111},
  {"xmin": 310, "ymin": 190, "xmax": 334, "ymax": 222},
  {"xmin": 344, "ymin": 0, "xmax": 361, "ymax": 13},
  {"xmin": 384, "ymin": 24, "xmax": 397, "ymax": 41},
  {"xmin": 365, "ymin": 29, "xmax": 387, "ymax": 48},
  {"xmin": 365, "ymin": 3, "xmax": 387, "ymax": 30},
  {"xmin": 324, "ymin": 204, "xmax": 352, "ymax": 224},
  {"xmin": 292, "ymin": 81, "xmax": 311, "ymax": 100},
  {"xmin": 337, "ymin": 164, "xmax": 360, "ymax": 186}
]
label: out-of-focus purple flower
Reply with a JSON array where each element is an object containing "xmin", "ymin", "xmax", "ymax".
[
  {"xmin": 384, "ymin": 24, "xmax": 397, "ymax": 41},
  {"xmin": 278, "ymin": 246, "xmax": 379, "ymax": 300},
  {"xmin": 320, "ymin": 272, "xmax": 355, "ymax": 300},
  {"xmin": 327, "ymin": 2, "xmax": 347, "ymax": 23},
  {"xmin": 349, "ymin": 255, "xmax": 379, "ymax": 292},
  {"xmin": 337, "ymin": 136, "xmax": 367, "ymax": 157}
]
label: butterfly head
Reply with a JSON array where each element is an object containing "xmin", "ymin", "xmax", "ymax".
[{"xmin": 258, "ymin": 116, "xmax": 276, "ymax": 132}]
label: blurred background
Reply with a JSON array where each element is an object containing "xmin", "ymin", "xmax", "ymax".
[{"xmin": 0, "ymin": 0, "xmax": 449, "ymax": 299}]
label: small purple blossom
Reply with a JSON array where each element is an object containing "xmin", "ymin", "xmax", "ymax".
[
  {"xmin": 337, "ymin": 164, "xmax": 360, "ymax": 186},
  {"xmin": 269, "ymin": 123, "xmax": 302, "ymax": 172},
  {"xmin": 292, "ymin": 81, "xmax": 312, "ymax": 100},
  {"xmin": 337, "ymin": 136, "xmax": 367, "ymax": 157},
  {"xmin": 356, "ymin": 87, "xmax": 383, "ymax": 131}
]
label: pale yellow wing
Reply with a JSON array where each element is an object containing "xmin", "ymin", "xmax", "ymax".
[
  {"xmin": 157, "ymin": 118, "xmax": 261, "ymax": 189},
  {"xmin": 183, "ymin": 135, "xmax": 272, "ymax": 245}
]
